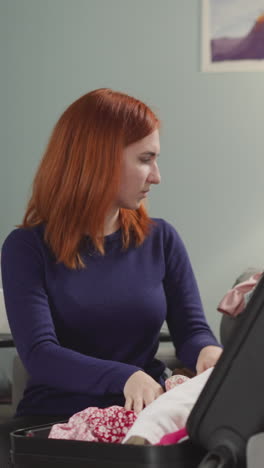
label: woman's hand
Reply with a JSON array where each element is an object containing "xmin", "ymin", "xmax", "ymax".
[
  {"xmin": 124, "ymin": 370, "xmax": 164, "ymax": 413},
  {"xmin": 196, "ymin": 345, "xmax": 223, "ymax": 374}
]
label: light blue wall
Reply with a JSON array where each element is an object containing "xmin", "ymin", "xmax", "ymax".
[{"xmin": 2, "ymin": 0, "xmax": 264, "ymax": 336}]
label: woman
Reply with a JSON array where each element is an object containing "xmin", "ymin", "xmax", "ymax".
[{"xmin": 1, "ymin": 88, "xmax": 222, "ymax": 419}]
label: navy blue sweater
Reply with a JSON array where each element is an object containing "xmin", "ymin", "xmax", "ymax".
[{"xmin": 1, "ymin": 219, "xmax": 219, "ymax": 416}]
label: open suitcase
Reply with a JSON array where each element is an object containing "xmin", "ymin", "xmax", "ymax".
[{"xmin": 10, "ymin": 274, "xmax": 264, "ymax": 468}]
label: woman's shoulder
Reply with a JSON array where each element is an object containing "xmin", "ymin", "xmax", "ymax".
[
  {"xmin": 150, "ymin": 218, "xmax": 186, "ymax": 254},
  {"xmin": 1, "ymin": 224, "xmax": 46, "ymax": 256},
  {"xmin": 151, "ymin": 218, "xmax": 180, "ymax": 239}
]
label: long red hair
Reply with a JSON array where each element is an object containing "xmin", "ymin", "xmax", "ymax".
[{"xmin": 21, "ymin": 88, "xmax": 160, "ymax": 268}]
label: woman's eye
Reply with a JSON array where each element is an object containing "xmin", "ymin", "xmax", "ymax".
[{"xmin": 140, "ymin": 158, "xmax": 151, "ymax": 163}]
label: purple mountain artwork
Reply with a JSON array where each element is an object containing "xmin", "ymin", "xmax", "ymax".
[{"xmin": 211, "ymin": 14, "xmax": 264, "ymax": 62}]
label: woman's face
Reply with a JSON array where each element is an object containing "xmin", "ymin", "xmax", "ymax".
[{"xmin": 115, "ymin": 129, "xmax": 161, "ymax": 210}]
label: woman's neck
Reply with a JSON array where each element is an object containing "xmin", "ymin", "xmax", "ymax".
[{"xmin": 103, "ymin": 209, "xmax": 120, "ymax": 236}]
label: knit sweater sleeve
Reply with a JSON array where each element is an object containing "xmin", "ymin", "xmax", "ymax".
[
  {"xmin": 161, "ymin": 221, "xmax": 220, "ymax": 370},
  {"xmin": 1, "ymin": 229, "xmax": 141, "ymax": 395}
]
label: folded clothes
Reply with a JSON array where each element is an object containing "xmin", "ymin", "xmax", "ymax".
[
  {"xmin": 49, "ymin": 405, "xmax": 137, "ymax": 443},
  {"xmin": 122, "ymin": 368, "xmax": 213, "ymax": 445},
  {"xmin": 49, "ymin": 370, "xmax": 208, "ymax": 445}
]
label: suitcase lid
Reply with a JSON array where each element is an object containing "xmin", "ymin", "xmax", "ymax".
[{"xmin": 187, "ymin": 273, "xmax": 264, "ymax": 467}]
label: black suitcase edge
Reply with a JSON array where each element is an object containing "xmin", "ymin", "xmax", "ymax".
[{"xmin": 10, "ymin": 422, "xmax": 206, "ymax": 468}]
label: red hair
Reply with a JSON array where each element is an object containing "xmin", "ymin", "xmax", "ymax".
[{"xmin": 21, "ymin": 88, "xmax": 160, "ymax": 268}]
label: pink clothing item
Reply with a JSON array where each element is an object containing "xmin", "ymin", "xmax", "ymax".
[
  {"xmin": 49, "ymin": 406, "xmax": 137, "ymax": 443},
  {"xmin": 165, "ymin": 374, "xmax": 189, "ymax": 391},
  {"xmin": 157, "ymin": 427, "xmax": 188, "ymax": 445},
  {"xmin": 217, "ymin": 273, "xmax": 262, "ymax": 317}
]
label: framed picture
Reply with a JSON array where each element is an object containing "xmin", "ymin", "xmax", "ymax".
[{"xmin": 201, "ymin": 0, "xmax": 264, "ymax": 72}]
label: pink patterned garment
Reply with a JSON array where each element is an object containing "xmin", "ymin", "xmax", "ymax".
[
  {"xmin": 165, "ymin": 374, "xmax": 189, "ymax": 391},
  {"xmin": 48, "ymin": 406, "xmax": 137, "ymax": 443}
]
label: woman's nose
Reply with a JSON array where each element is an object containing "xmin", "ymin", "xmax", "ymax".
[{"xmin": 148, "ymin": 162, "xmax": 161, "ymax": 185}]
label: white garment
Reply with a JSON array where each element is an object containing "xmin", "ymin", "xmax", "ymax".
[{"xmin": 122, "ymin": 367, "xmax": 213, "ymax": 445}]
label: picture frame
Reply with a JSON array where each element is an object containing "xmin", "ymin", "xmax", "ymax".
[{"xmin": 201, "ymin": 0, "xmax": 264, "ymax": 72}]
